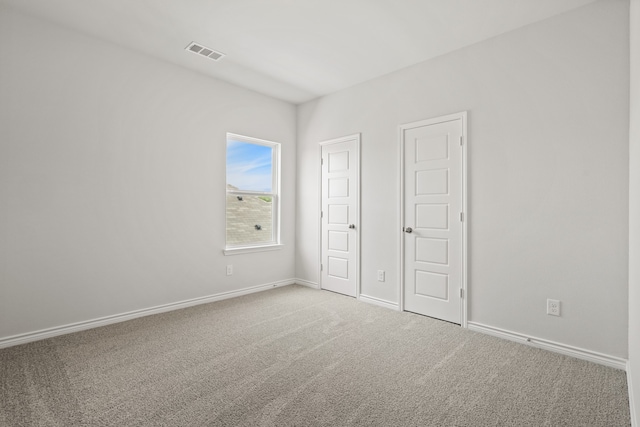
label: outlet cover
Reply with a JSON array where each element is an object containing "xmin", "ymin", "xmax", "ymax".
[
  {"xmin": 226, "ymin": 265, "xmax": 233, "ymax": 276},
  {"xmin": 377, "ymin": 270, "xmax": 385, "ymax": 282},
  {"xmin": 547, "ymin": 299, "xmax": 560, "ymax": 316}
]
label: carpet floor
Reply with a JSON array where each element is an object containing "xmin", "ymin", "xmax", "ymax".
[{"xmin": 0, "ymin": 284, "xmax": 631, "ymax": 426}]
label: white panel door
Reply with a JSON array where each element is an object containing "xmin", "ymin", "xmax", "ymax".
[
  {"xmin": 402, "ymin": 115, "xmax": 465, "ymax": 324},
  {"xmin": 321, "ymin": 135, "xmax": 359, "ymax": 297}
]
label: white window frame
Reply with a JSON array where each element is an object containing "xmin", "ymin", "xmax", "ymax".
[{"xmin": 224, "ymin": 133, "xmax": 282, "ymax": 255}]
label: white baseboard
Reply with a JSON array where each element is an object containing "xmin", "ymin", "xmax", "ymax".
[
  {"xmin": 0, "ymin": 279, "xmax": 297, "ymax": 349},
  {"xmin": 358, "ymin": 294, "xmax": 400, "ymax": 311},
  {"xmin": 630, "ymin": 362, "xmax": 638, "ymax": 427},
  {"xmin": 294, "ymin": 279, "xmax": 319, "ymax": 289},
  {"xmin": 467, "ymin": 321, "xmax": 627, "ymax": 370}
]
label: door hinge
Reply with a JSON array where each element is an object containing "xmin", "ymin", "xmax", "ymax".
[
  {"xmin": 460, "ymin": 212, "xmax": 464, "ymax": 222},
  {"xmin": 320, "ymin": 264, "xmax": 323, "ymax": 271},
  {"xmin": 321, "ymin": 211, "xmax": 323, "ymax": 218},
  {"xmin": 321, "ymin": 158, "xmax": 324, "ymax": 165},
  {"xmin": 460, "ymin": 288, "xmax": 464, "ymax": 298},
  {"xmin": 460, "ymin": 136, "xmax": 464, "ymax": 146}
]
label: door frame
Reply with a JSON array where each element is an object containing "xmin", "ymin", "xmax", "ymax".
[
  {"xmin": 398, "ymin": 112, "xmax": 468, "ymax": 327},
  {"xmin": 318, "ymin": 134, "xmax": 361, "ymax": 298}
]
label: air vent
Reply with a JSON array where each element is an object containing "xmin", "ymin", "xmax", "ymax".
[{"xmin": 185, "ymin": 42, "xmax": 225, "ymax": 61}]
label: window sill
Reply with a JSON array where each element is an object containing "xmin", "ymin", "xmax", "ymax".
[{"xmin": 223, "ymin": 244, "xmax": 283, "ymax": 256}]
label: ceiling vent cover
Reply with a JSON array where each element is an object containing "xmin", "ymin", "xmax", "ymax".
[{"xmin": 185, "ymin": 42, "xmax": 225, "ymax": 61}]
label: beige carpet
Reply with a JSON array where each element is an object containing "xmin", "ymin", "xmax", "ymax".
[{"xmin": 0, "ymin": 285, "xmax": 631, "ymax": 426}]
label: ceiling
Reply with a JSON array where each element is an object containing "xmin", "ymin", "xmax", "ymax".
[{"xmin": 1, "ymin": 0, "xmax": 598, "ymax": 104}]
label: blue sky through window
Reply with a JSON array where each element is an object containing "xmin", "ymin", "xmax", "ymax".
[{"xmin": 227, "ymin": 139, "xmax": 273, "ymax": 192}]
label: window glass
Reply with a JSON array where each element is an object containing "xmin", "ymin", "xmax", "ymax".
[
  {"xmin": 225, "ymin": 134, "xmax": 279, "ymax": 249},
  {"xmin": 226, "ymin": 140, "xmax": 273, "ymax": 192},
  {"xmin": 226, "ymin": 194, "xmax": 273, "ymax": 246}
]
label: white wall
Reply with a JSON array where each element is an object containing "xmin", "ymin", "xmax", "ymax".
[
  {"xmin": 297, "ymin": 0, "xmax": 629, "ymax": 358},
  {"xmin": 0, "ymin": 7, "xmax": 296, "ymax": 341},
  {"xmin": 0, "ymin": 0, "xmax": 632, "ymax": 373},
  {"xmin": 629, "ymin": 0, "xmax": 640, "ymax": 423}
]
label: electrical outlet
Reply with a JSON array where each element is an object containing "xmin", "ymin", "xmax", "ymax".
[
  {"xmin": 547, "ymin": 299, "xmax": 560, "ymax": 316},
  {"xmin": 377, "ymin": 270, "xmax": 385, "ymax": 282},
  {"xmin": 226, "ymin": 265, "xmax": 233, "ymax": 276}
]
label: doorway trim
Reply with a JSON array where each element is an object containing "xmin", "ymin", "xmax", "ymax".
[
  {"xmin": 318, "ymin": 133, "xmax": 361, "ymax": 298},
  {"xmin": 398, "ymin": 112, "xmax": 468, "ymax": 327}
]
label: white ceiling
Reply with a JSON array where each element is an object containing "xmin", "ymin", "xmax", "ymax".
[{"xmin": 1, "ymin": 0, "xmax": 598, "ymax": 104}]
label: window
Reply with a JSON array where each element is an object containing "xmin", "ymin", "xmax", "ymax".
[{"xmin": 225, "ymin": 133, "xmax": 280, "ymax": 254}]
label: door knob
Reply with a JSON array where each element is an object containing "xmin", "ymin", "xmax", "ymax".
[
  {"xmin": 405, "ymin": 227, "xmax": 413, "ymax": 233},
  {"xmin": 349, "ymin": 224, "xmax": 356, "ymax": 229}
]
